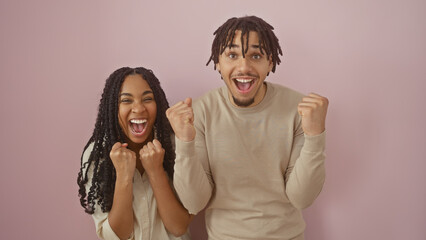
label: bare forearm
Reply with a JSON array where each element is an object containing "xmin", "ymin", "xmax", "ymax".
[
  {"xmin": 108, "ymin": 176, "xmax": 134, "ymax": 239},
  {"xmin": 148, "ymin": 170, "xmax": 192, "ymax": 236}
]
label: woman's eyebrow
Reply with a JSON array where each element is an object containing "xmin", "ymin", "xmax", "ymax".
[
  {"xmin": 142, "ymin": 90, "xmax": 153, "ymax": 96},
  {"xmin": 119, "ymin": 90, "xmax": 153, "ymax": 97}
]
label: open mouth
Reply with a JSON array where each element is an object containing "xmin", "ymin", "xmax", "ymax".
[
  {"xmin": 233, "ymin": 78, "xmax": 255, "ymax": 93},
  {"xmin": 129, "ymin": 119, "xmax": 147, "ymax": 136}
]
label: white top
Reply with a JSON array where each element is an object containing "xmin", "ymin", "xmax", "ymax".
[{"xmin": 82, "ymin": 143, "xmax": 191, "ymax": 240}]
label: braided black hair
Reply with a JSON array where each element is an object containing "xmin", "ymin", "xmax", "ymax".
[
  {"xmin": 77, "ymin": 67, "xmax": 175, "ymax": 214},
  {"xmin": 206, "ymin": 15, "xmax": 283, "ymax": 73}
]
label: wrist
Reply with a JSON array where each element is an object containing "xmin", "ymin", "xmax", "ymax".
[
  {"xmin": 304, "ymin": 130, "xmax": 324, "ymax": 136},
  {"xmin": 175, "ymin": 134, "xmax": 195, "ymax": 142},
  {"xmin": 115, "ymin": 173, "xmax": 134, "ymax": 185},
  {"xmin": 146, "ymin": 168, "xmax": 167, "ymax": 182},
  {"xmin": 304, "ymin": 126, "xmax": 325, "ymax": 136}
]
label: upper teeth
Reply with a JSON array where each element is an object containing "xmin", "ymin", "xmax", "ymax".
[
  {"xmin": 130, "ymin": 119, "xmax": 146, "ymax": 124},
  {"xmin": 235, "ymin": 79, "xmax": 252, "ymax": 83}
]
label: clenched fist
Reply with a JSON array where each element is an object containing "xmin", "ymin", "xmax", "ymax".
[
  {"xmin": 110, "ymin": 142, "xmax": 136, "ymax": 180},
  {"xmin": 140, "ymin": 139, "xmax": 165, "ymax": 176},
  {"xmin": 166, "ymin": 98, "xmax": 195, "ymax": 142},
  {"xmin": 297, "ymin": 93, "xmax": 329, "ymax": 136}
]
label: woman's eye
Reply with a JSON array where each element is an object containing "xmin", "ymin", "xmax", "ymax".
[
  {"xmin": 143, "ymin": 97, "xmax": 154, "ymax": 102},
  {"xmin": 120, "ymin": 99, "xmax": 132, "ymax": 103},
  {"xmin": 229, "ymin": 53, "xmax": 237, "ymax": 59}
]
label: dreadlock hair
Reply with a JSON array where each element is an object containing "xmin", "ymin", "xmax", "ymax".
[
  {"xmin": 206, "ymin": 15, "xmax": 283, "ymax": 73},
  {"xmin": 77, "ymin": 67, "xmax": 175, "ymax": 214}
]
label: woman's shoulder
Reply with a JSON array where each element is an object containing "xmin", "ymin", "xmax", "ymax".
[
  {"xmin": 82, "ymin": 142, "xmax": 95, "ymax": 165},
  {"xmin": 80, "ymin": 142, "xmax": 97, "ymax": 179}
]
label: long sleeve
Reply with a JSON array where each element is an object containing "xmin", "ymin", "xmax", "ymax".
[
  {"xmin": 82, "ymin": 145, "xmax": 133, "ymax": 240},
  {"xmin": 92, "ymin": 212, "xmax": 132, "ymax": 240},
  {"xmin": 285, "ymin": 128, "xmax": 326, "ymax": 209},
  {"xmin": 170, "ymin": 83, "xmax": 326, "ymax": 238},
  {"xmin": 173, "ymin": 99, "xmax": 215, "ymax": 215},
  {"xmin": 173, "ymin": 136, "xmax": 214, "ymax": 214}
]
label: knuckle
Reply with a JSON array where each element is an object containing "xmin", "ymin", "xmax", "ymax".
[{"xmin": 323, "ymin": 97, "xmax": 329, "ymax": 104}]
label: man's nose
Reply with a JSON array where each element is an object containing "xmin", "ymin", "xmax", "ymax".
[{"xmin": 237, "ymin": 57, "xmax": 252, "ymax": 72}]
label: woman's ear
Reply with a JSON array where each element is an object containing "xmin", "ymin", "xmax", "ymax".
[{"xmin": 216, "ymin": 62, "xmax": 221, "ymax": 72}]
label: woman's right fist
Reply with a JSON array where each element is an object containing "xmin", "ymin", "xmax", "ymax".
[{"xmin": 110, "ymin": 142, "xmax": 136, "ymax": 179}]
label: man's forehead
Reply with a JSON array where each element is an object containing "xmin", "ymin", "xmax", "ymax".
[{"xmin": 226, "ymin": 30, "xmax": 260, "ymax": 47}]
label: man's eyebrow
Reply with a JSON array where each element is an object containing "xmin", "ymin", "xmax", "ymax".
[
  {"xmin": 227, "ymin": 44, "xmax": 260, "ymax": 49},
  {"xmin": 227, "ymin": 44, "xmax": 240, "ymax": 49}
]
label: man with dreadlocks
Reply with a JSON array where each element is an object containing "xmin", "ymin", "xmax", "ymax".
[
  {"xmin": 77, "ymin": 67, "xmax": 192, "ymax": 240},
  {"xmin": 167, "ymin": 16, "xmax": 328, "ymax": 239}
]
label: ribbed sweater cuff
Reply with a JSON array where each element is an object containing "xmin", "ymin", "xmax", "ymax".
[
  {"xmin": 303, "ymin": 131, "xmax": 326, "ymax": 152},
  {"xmin": 175, "ymin": 137, "xmax": 196, "ymax": 161}
]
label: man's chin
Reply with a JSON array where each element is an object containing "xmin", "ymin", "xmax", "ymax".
[{"xmin": 232, "ymin": 96, "xmax": 255, "ymax": 107}]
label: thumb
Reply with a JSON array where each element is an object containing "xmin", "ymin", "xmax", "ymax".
[
  {"xmin": 152, "ymin": 139, "xmax": 163, "ymax": 150},
  {"xmin": 184, "ymin": 97, "xmax": 192, "ymax": 108},
  {"xmin": 111, "ymin": 142, "xmax": 122, "ymax": 151}
]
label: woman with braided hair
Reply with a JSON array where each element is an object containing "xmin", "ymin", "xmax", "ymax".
[{"xmin": 77, "ymin": 67, "xmax": 192, "ymax": 240}]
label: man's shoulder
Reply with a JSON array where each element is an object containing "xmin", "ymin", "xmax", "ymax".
[
  {"xmin": 268, "ymin": 82, "xmax": 304, "ymax": 100},
  {"xmin": 191, "ymin": 86, "xmax": 228, "ymax": 121},
  {"xmin": 196, "ymin": 86, "xmax": 224, "ymax": 100},
  {"xmin": 193, "ymin": 86, "xmax": 226, "ymax": 108}
]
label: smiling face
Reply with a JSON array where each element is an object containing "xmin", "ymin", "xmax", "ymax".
[
  {"xmin": 118, "ymin": 74, "xmax": 157, "ymax": 145},
  {"xmin": 216, "ymin": 30, "xmax": 273, "ymax": 107}
]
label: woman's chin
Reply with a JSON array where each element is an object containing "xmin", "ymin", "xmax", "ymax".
[
  {"xmin": 128, "ymin": 136, "xmax": 147, "ymax": 145},
  {"xmin": 126, "ymin": 130, "xmax": 153, "ymax": 145}
]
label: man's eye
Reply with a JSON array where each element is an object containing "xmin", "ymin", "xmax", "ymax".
[
  {"xmin": 252, "ymin": 54, "xmax": 261, "ymax": 60},
  {"xmin": 228, "ymin": 53, "xmax": 237, "ymax": 59}
]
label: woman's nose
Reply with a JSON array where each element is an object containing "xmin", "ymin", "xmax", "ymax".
[{"xmin": 131, "ymin": 102, "xmax": 146, "ymax": 113}]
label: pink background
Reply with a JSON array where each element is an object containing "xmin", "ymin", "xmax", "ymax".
[{"xmin": 1, "ymin": 0, "xmax": 425, "ymax": 239}]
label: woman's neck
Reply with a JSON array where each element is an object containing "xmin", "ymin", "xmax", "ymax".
[{"xmin": 125, "ymin": 133, "xmax": 154, "ymax": 175}]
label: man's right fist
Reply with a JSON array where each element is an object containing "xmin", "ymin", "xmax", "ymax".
[{"xmin": 166, "ymin": 98, "xmax": 196, "ymax": 142}]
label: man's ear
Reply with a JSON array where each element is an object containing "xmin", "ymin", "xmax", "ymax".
[{"xmin": 268, "ymin": 56, "xmax": 273, "ymax": 72}]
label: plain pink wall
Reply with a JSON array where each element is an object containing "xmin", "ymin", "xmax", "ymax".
[{"xmin": 1, "ymin": 0, "xmax": 425, "ymax": 239}]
